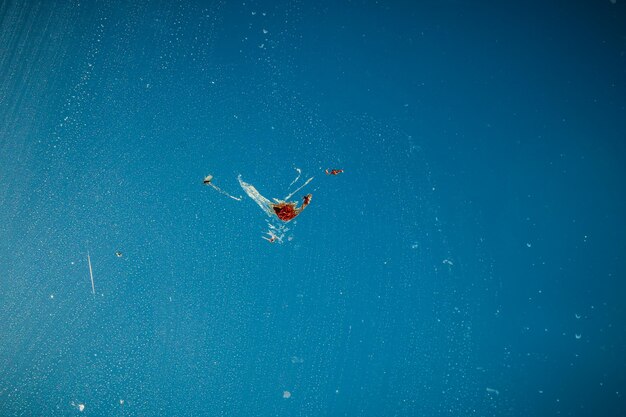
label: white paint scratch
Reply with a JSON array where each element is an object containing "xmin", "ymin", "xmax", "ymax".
[{"xmin": 87, "ymin": 252, "xmax": 95, "ymax": 295}]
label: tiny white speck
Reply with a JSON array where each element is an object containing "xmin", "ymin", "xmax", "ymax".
[{"xmin": 71, "ymin": 402, "xmax": 85, "ymax": 412}]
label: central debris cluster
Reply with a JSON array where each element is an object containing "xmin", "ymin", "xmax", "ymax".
[{"xmin": 271, "ymin": 194, "xmax": 312, "ymax": 222}]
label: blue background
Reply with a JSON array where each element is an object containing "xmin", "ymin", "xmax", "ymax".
[{"xmin": 1, "ymin": 1, "xmax": 625, "ymax": 415}]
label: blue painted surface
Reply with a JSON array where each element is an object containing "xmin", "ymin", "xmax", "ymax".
[{"xmin": 1, "ymin": 1, "xmax": 625, "ymax": 415}]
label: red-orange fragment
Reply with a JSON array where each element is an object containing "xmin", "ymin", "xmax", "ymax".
[
  {"xmin": 271, "ymin": 194, "xmax": 312, "ymax": 222},
  {"xmin": 273, "ymin": 203, "xmax": 298, "ymax": 221}
]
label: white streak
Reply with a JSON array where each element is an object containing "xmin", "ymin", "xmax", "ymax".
[
  {"xmin": 87, "ymin": 252, "xmax": 95, "ymax": 295},
  {"xmin": 208, "ymin": 183, "xmax": 242, "ymax": 201},
  {"xmin": 238, "ymin": 175, "xmax": 275, "ymax": 216},
  {"xmin": 289, "ymin": 168, "xmax": 302, "ymax": 187},
  {"xmin": 284, "ymin": 176, "xmax": 313, "ymax": 201}
]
